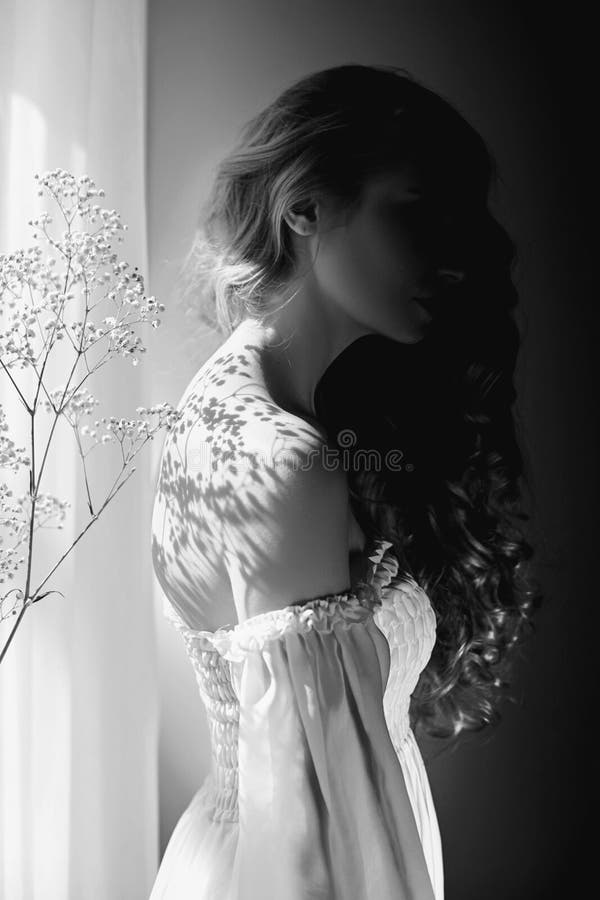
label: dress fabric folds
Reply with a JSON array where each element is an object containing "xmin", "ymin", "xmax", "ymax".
[{"xmin": 149, "ymin": 538, "xmax": 444, "ymax": 900}]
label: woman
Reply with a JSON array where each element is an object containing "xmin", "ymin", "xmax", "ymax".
[{"xmin": 150, "ymin": 64, "xmax": 539, "ymax": 899}]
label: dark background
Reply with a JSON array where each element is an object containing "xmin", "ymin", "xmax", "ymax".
[
  {"xmin": 147, "ymin": 2, "xmax": 596, "ymax": 896},
  {"xmin": 421, "ymin": 8, "xmax": 596, "ymax": 896}
]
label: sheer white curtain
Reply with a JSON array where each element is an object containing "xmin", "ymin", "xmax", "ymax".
[{"xmin": 0, "ymin": 1, "xmax": 159, "ymax": 898}]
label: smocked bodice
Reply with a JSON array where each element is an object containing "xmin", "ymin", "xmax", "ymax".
[{"xmin": 163, "ymin": 538, "xmax": 437, "ymax": 824}]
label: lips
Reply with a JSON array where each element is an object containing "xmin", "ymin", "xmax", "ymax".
[{"xmin": 413, "ymin": 295, "xmax": 436, "ymax": 314}]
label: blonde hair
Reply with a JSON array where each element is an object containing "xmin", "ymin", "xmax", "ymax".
[{"xmin": 175, "ymin": 63, "xmax": 490, "ymax": 337}]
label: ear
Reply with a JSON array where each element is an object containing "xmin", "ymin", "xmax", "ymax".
[{"xmin": 284, "ymin": 199, "xmax": 319, "ymax": 236}]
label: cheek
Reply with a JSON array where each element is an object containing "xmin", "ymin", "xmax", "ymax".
[
  {"xmin": 314, "ymin": 213, "xmax": 425, "ymax": 318},
  {"xmin": 350, "ymin": 215, "xmax": 422, "ymax": 290},
  {"xmin": 314, "ymin": 221, "xmax": 429, "ymax": 341}
]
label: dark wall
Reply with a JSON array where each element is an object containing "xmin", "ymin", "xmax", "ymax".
[
  {"xmin": 421, "ymin": 9, "xmax": 594, "ymax": 898},
  {"xmin": 148, "ymin": 1, "xmax": 595, "ymax": 895}
]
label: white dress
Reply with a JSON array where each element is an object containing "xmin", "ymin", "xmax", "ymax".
[{"xmin": 149, "ymin": 537, "xmax": 444, "ymax": 900}]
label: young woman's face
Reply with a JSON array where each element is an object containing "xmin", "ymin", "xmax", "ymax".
[{"xmin": 312, "ymin": 162, "xmax": 462, "ymax": 343}]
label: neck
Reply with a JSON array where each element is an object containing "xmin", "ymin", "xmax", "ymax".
[{"xmin": 238, "ymin": 283, "xmax": 373, "ymax": 419}]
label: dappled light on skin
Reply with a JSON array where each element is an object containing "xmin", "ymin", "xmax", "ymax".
[{"xmin": 151, "ymin": 338, "xmax": 345, "ymax": 633}]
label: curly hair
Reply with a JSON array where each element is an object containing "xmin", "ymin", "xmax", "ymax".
[{"xmin": 175, "ymin": 63, "xmax": 542, "ymax": 740}]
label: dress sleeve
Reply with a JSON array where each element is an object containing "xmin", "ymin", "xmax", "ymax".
[{"xmin": 209, "ymin": 591, "xmax": 437, "ymax": 900}]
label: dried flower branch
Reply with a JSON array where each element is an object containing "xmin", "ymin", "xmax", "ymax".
[{"xmin": 0, "ymin": 169, "xmax": 182, "ymax": 663}]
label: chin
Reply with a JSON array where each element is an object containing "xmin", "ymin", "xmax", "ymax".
[
  {"xmin": 386, "ymin": 319, "xmax": 428, "ymax": 344},
  {"xmin": 402, "ymin": 331, "xmax": 426, "ymax": 344}
]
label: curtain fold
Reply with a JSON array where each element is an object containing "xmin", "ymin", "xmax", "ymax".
[{"xmin": 0, "ymin": 2, "xmax": 158, "ymax": 898}]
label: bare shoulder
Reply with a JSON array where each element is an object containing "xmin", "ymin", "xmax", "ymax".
[
  {"xmin": 182, "ymin": 382, "xmax": 351, "ymax": 619},
  {"xmin": 153, "ymin": 333, "xmax": 353, "ymax": 623},
  {"xmin": 177, "ymin": 353, "xmax": 331, "ymax": 495},
  {"xmin": 191, "ymin": 386, "xmax": 343, "ymax": 519},
  {"xmin": 170, "ymin": 327, "xmax": 328, "ymax": 461}
]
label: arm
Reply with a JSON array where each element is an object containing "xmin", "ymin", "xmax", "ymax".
[{"xmin": 215, "ymin": 426, "xmax": 354, "ymax": 620}]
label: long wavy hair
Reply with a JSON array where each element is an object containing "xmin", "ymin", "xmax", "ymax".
[{"xmin": 176, "ymin": 64, "xmax": 542, "ymax": 741}]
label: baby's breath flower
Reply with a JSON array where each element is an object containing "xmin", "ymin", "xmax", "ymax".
[
  {"xmin": 0, "ymin": 169, "xmax": 178, "ymax": 641},
  {"xmin": 0, "ymin": 548, "xmax": 26, "ymax": 585},
  {"xmin": 0, "ymin": 407, "xmax": 30, "ymax": 472},
  {"xmin": 42, "ymin": 385, "xmax": 100, "ymax": 422}
]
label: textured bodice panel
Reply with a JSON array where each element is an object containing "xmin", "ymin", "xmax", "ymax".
[
  {"xmin": 163, "ymin": 538, "xmax": 437, "ymax": 823},
  {"xmin": 373, "ymin": 580, "xmax": 437, "ymax": 758}
]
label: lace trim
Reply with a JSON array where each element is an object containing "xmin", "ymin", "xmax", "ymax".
[
  {"xmin": 165, "ymin": 580, "xmax": 382, "ymax": 661},
  {"xmin": 365, "ymin": 537, "xmax": 399, "ymax": 591}
]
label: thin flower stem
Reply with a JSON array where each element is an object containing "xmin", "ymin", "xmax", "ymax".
[
  {"xmin": 0, "ymin": 358, "xmax": 33, "ymax": 414},
  {"xmin": 0, "ymin": 602, "xmax": 29, "ymax": 666},
  {"xmin": 8, "ymin": 250, "xmax": 79, "ymax": 652},
  {"xmin": 14, "ymin": 401, "xmax": 40, "ymax": 665},
  {"xmin": 29, "ymin": 467, "xmax": 135, "ymax": 601},
  {"xmin": 27, "ymin": 361, "xmax": 64, "ymax": 414},
  {"xmin": 31, "ymin": 233, "xmax": 74, "ymax": 411},
  {"xmin": 0, "ymin": 467, "xmax": 136, "ymax": 664},
  {"xmin": 72, "ymin": 425, "xmax": 94, "ymax": 514},
  {"xmin": 33, "ymin": 303, "xmax": 87, "ymax": 493},
  {"xmin": 31, "ymin": 370, "xmax": 78, "ymax": 501}
]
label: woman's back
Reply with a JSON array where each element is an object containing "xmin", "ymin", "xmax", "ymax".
[
  {"xmin": 150, "ymin": 440, "xmax": 441, "ymax": 900},
  {"xmin": 151, "ymin": 321, "xmax": 368, "ymax": 633}
]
